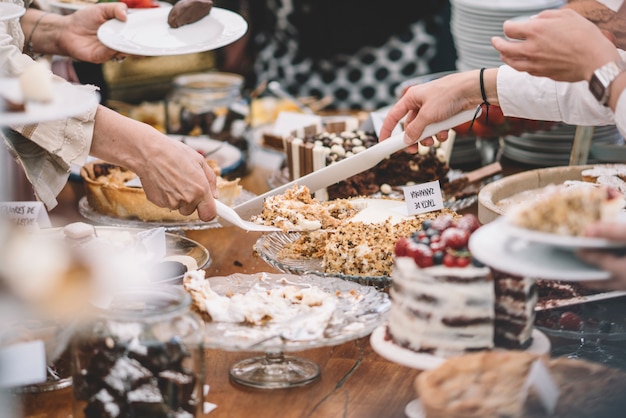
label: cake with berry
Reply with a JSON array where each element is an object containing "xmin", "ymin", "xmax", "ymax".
[
  {"xmin": 388, "ymin": 213, "xmax": 496, "ymax": 357},
  {"xmin": 491, "ymin": 269, "xmax": 537, "ymax": 350},
  {"xmin": 387, "ymin": 213, "xmax": 537, "ymax": 357}
]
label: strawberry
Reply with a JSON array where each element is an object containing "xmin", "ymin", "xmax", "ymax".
[
  {"xmin": 406, "ymin": 242, "xmax": 434, "ymax": 268},
  {"xmin": 443, "ymin": 253, "xmax": 456, "ymax": 267},
  {"xmin": 455, "ymin": 256, "xmax": 471, "ymax": 268}
]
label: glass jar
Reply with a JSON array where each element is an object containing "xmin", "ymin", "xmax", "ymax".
[
  {"xmin": 165, "ymin": 72, "xmax": 251, "ymax": 178},
  {"xmin": 70, "ymin": 286, "xmax": 205, "ymax": 418}
]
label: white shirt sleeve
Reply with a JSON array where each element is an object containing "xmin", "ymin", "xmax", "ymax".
[
  {"xmin": 1, "ymin": 15, "xmax": 97, "ymax": 210},
  {"xmin": 497, "ymin": 50, "xmax": 626, "ymax": 138}
]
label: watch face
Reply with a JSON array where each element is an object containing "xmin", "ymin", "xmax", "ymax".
[{"xmin": 589, "ymin": 73, "xmax": 606, "ymax": 103}]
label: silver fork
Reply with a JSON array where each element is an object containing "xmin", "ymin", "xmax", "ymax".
[{"xmin": 215, "ymin": 200, "xmax": 281, "ymax": 232}]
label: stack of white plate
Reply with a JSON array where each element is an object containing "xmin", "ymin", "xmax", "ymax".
[
  {"xmin": 503, "ymin": 124, "xmax": 624, "ymax": 166},
  {"xmin": 450, "ymin": 0, "xmax": 565, "ymax": 71}
]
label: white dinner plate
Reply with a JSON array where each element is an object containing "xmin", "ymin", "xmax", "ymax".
[
  {"xmin": 468, "ymin": 220, "xmax": 611, "ymax": 281},
  {"xmin": 0, "ymin": 78, "xmax": 100, "ymax": 126},
  {"xmin": 404, "ymin": 399, "xmax": 425, "ymax": 418},
  {"xmin": 0, "ymin": 2, "xmax": 25, "ymax": 20},
  {"xmin": 97, "ymin": 7, "xmax": 247, "ymax": 56},
  {"xmin": 370, "ymin": 325, "xmax": 550, "ymax": 371},
  {"xmin": 452, "ymin": 0, "xmax": 564, "ymax": 13},
  {"xmin": 48, "ymin": 0, "xmax": 171, "ymax": 14},
  {"xmin": 501, "ymin": 213, "xmax": 626, "ymax": 250}
]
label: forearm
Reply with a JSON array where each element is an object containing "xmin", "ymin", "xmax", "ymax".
[
  {"xmin": 21, "ymin": 9, "xmax": 65, "ymax": 57},
  {"xmin": 90, "ymin": 105, "xmax": 162, "ymax": 176}
]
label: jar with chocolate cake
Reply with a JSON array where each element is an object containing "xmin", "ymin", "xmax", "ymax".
[
  {"xmin": 70, "ymin": 286, "xmax": 205, "ymax": 418},
  {"xmin": 165, "ymin": 72, "xmax": 251, "ymax": 178}
]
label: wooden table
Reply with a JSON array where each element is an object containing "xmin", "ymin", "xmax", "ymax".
[{"xmin": 14, "ymin": 157, "xmax": 626, "ymax": 418}]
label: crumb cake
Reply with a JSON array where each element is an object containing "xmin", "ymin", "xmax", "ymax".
[
  {"xmin": 81, "ymin": 160, "xmax": 242, "ymax": 222},
  {"xmin": 415, "ymin": 351, "xmax": 626, "ymax": 418},
  {"xmin": 506, "ymin": 184, "xmax": 624, "ymax": 236},
  {"xmin": 253, "ymin": 184, "xmax": 460, "ymax": 278}
]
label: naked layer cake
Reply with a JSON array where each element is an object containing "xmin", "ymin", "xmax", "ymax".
[{"xmin": 387, "ymin": 213, "xmax": 537, "ymax": 357}]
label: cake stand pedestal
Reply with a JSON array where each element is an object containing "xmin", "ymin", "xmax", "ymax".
[
  {"xmin": 229, "ymin": 350, "xmax": 320, "ymax": 389},
  {"xmin": 202, "ymin": 272, "xmax": 390, "ymax": 389}
]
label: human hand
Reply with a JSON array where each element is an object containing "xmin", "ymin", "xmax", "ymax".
[
  {"xmin": 135, "ymin": 138, "xmax": 219, "ymax": 222},
  {"xmin": 492, "ymin": 8, "xmax": 620, "ymax": 83},
  {"xmin": 379, "ymin": 70, "xmax": 494, "ymax": 152},
  {"xmin": 58, "ymin": 3, "xmax": 129, "ymax": 63},
  {"xmin": 577, "ymin": 221, "xmax": 626, "ymax": 291}
]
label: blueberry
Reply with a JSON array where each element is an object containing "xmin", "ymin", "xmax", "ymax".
[
  {"xmin": 472, "ymin": 258, "xmax": 484, "ymax": 268},
  {"xmin": 599, "ymin": 320, "xmax": 613, "ymax": 333},
  {"xmin": 422, "ymin": 220, "xmax": 432, "ymax": 230},
  {"xmin": 433, "ymin": 251, "xmax": 444, "ymax": 265}
]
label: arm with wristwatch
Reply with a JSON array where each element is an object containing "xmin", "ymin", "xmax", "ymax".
[{"xmin": 379, "ymin": 7, "xmax": 626, "ymax": 289}]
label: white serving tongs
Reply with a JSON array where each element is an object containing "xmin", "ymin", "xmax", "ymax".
[{"xmin": 215, "ymin": 200, "xmax": 281, "ymax": 232}]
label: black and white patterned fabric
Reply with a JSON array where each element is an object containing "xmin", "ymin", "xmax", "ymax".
[{"xmin": 248, "ymin": 0, "xmax": 456, "ymax": 111}]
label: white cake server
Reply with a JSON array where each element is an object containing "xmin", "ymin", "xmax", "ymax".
[{"xmin": 234, "ymin": 109, "xmax": 477, "ymax": 220}]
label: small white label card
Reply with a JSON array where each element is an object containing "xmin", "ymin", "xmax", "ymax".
[
  {"xmin": 402, "ymin": 180, "xmax": 444, "ymax": 215},
  {"xmin": 0, "ymin": 201, "xmax": 51, "ymax": 228},
  {"xmin": 0, "ymin": 340, "xmax": 47, "ymax": 388},
  {"xmin": 521, "ymin": 359, "xmax": 560, "ymax": 416}
]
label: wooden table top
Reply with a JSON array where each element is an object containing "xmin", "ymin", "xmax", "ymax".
[{"xmin": 14, "ymin": 157, "xmax": 621, "ymax": 418}]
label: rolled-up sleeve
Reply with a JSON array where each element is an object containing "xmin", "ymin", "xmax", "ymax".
[{"xmin": 1, "ymin": 22, "xmax": 97, "ymax": 210}]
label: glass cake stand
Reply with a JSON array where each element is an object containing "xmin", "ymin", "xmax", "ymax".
[
  {"xmin": 201, "ymin": 273, "xmax": 390, "ymax": 389},
  {"xmin": 254, "ymin": 232, "xmax": 392, "ymax": 291}
]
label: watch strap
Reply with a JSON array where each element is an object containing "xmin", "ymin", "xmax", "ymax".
[{"xmin": 589, "ymin": 60, "xmax": 626, "ymax": 106}]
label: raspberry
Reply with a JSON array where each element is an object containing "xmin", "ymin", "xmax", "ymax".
[
  {"xmin": 394, "ymin": 237, "xmax": 410, "ymax": 257},
  {"xmin": 431, "ymin": 214, "xmax": 455, "ymax": 231},
  {"xmin": 455, "ymin": 214, "xmax": 481, "ymax": 232},
  {"xmin": 430, "ymin": 241, "xmax": 445, "ymax": 253},
  {"xmin": 440, "ymin": 227, "xmax": 470, "ymax": 249},
  {"xmin": 559, "ymin": 311, "xmax": 583, "ymax": 331}
]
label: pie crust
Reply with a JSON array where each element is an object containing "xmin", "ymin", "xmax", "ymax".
[{"xmin": 80, "ymin": 159, "xmax": 241, "ymax": 222}]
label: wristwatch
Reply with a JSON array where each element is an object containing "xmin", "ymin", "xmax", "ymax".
[{"xmin": 589, "ymin": 60, "xmax": 626, "ymax": 106}]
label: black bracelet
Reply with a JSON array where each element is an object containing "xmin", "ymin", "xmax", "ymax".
[
  {"xmin": 25, "ymin": 12, "xmax": 50, "ymax": 59},
  {"xmin": 469, "ymin": 67, "xmax": 490, "ymax": 132},
  {"xmin": 479, "ymin": 67, "xmax": 490, "ymax": 123}
]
